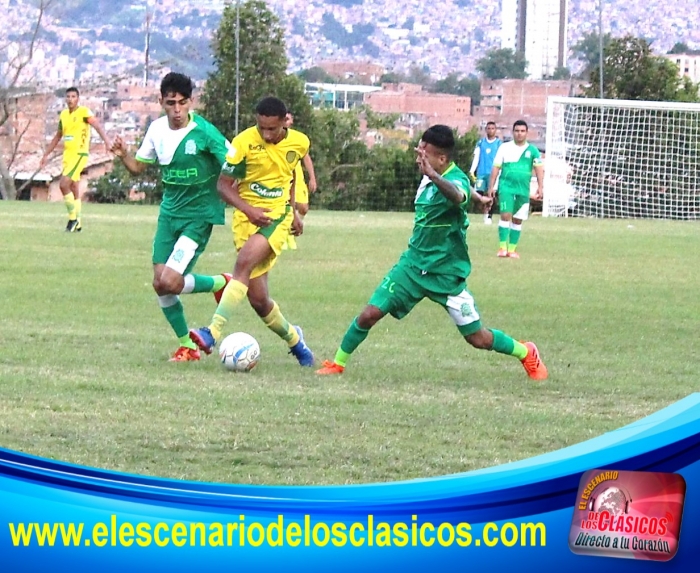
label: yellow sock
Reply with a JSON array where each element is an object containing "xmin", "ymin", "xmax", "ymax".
[
  {"xmin": 287, "ymin": 235, "xmax": 297, "ymax": 250},
  {"xmin": 64, "ymin": 192, "xmax": 76, "ymax": 220},
  {"xmin": 209, "ymin": 279, "xmax": 248, "ymax": 340},
  {"xmin": 261, "ymin": 301, "xmax": 299, "ymax": 346},
  {"xmin": 75, "ymin": 198, "xmax": 82, "ymax": 221}
]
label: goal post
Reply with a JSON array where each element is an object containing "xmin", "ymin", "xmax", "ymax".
[{"xmin": 544, "ymin": 96, "xmax": 700, "ymax": 219}]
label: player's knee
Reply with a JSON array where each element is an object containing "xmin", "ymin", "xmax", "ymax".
[
  {"xmin": 153, "ymin": 275, "xmax": 180, "ymax": 296},
  {"xmin": 297, "ymin": 203, "xmax": 309, "ymax": 217},
  {"xmin": 465, "ymin": 328, "xmax": 492, "ymax": 350},
  {"xmin": 357, "ymin": 305, "xmax": 383, "ymax": 329}
]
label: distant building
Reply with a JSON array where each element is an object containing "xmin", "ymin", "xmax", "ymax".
[
  {"xmin": 474, "ymin": 79, "xmax": 571, "ymax": 142},
  {"xmin": 664, "ymin": 53, "xmax": 700, "ymax": 84},
  {"xmin": 365, "ymin": 83, "xmax": 473, "ymax": 134},
  {"xmin": 318, "ymin": 61, "xmax": 385, "ymax": 85},
  {"xmin": 305, "ymin": 82, "xmax": 382, "ymax": 111},
  {"xmin": 502, "ymin": 0, "xmax": 568, "ymax": 80}
]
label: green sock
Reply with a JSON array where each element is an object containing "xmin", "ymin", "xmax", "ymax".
[
  {"xmin": 498, "ymin": 221, "xmax": 509, "ymax": 250},
  {"xmin": 160, "ymin": 297, "xmax": 196, "ymax": 348},
  {"xmin": 508, "ymin": 224, "xmax": 522, "ymax": 253},
  {"xmin": 334, "ymin": 317, "xmax": 370, "ymax": 367},
  {"xmin": 183, "ymin": 274, "xmax": 226, "ymax": 294},
  {"xmin": 490, "ymin": 329, "xmax": 527, "ymax": 359}
]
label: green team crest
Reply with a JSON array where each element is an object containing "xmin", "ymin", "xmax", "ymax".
[{"xmin": 286, "ymin": 151, "xmax": 297, "ymax": 163}]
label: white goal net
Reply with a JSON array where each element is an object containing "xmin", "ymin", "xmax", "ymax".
[{"xmin": 544, "ymin": 96, "xmax": 700, "ymax": 219}]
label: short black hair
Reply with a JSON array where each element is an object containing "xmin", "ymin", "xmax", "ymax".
[
  {"xmin": 66, "ymin": 86, "xmax": 79, "ymax": 97},
  {"xmin": 486, "ymin": 121, "xmax": 497, "ymax": 127},
  {"xmin": 160, "ymin": 72, "xmax": 194, "ymax": 99},
  {"xmin": 513, "ymin": 119, "xmax": 528, "ymax": 130},
  {"xmin": 421, "ymin": 125, "xmax": 455, "ymax": 157},
  {"xmin": 256, "ymin": 96, "xmax": 287, "ymax": 118}
]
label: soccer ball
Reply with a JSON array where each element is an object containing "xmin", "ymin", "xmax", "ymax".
[{"xmin": 218, "ymin": 332, "xmax": 260, "ymax": 372}]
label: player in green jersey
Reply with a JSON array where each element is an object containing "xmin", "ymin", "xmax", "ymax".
[
  {"xmin": 316, "ymin": 125, "xmax": 548, "ymax": 380},
  {"xmin": 111, "ymin": 72, "xmax": 232, "ymax": 362},
  {"xmin": 488, "ymin": 119, "xmax": 544, "ymax": 259}
]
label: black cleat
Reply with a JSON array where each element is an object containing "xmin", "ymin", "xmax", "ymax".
[{"xmin": 65, "ymin": 220, "xmax": 79, "ymax": 232}]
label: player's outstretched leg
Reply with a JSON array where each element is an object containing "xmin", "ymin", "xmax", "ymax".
[
  {"xmin": 465, "ymin": 328, "xmax": 548, "ymax": 380},
  {"xmin": 316, "ymin": 309, "xmax": 379, "ymax": 375}
]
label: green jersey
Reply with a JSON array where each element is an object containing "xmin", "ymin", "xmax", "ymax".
[
  {"xmin": 402, "ymin": 162, "xmax": 472, "ymax": 278},
  {"xmin": 136, "ymin": 113, "xmax": 230, "ymax": 224},
  {"xmin": 493, "ymin": 141, "xmax": 542, "ymax": 196}
]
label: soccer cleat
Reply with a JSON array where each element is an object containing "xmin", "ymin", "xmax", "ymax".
[
  {"xmin": 484, "ymin": 215, "xmax": 493, "ymax": 225},
  {"xmin": 75, "ymin": 220, "xmax": 82, "ymax": 232},
  {"xmin": 508, "ymin": 251, "xmax": 520, "ymax": 259},
  {"xmin": 169, "ymin": 346, "xmax": 201, "ymax": 362},
  {"xmin": 520, "ymin": 341, "xmax": 548, "ymax": 380},
  {"xmin": 289, "ymin": 325, "xmax": 314, "ymax": 367},
  {"xmin": 497, "ymin": 248, "xmax": 509, "ymax": 258},
  {"xmin": 189, "ymin": 327, "xmax": 216, "ymax": 355},
  {"xmin": 315, "ymin": 360, "xmax": 345, "ymax": 375},
  {"xmin": 65, "ymin": 219, "xmax": 79, "ymax": 232},
  {"xmin": 213, "ymin": 273, "xmax": 233, "ymax": 304}
]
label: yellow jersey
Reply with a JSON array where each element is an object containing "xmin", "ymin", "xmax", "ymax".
[
  {"xmin": 59, "ymin": 106, "xmax": 94, "ymax": 155},
  {"xmin": 222, "ymin": 126, "xmax": 310, "ymax": 213}
]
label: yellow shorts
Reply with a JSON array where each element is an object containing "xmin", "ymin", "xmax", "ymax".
[
  {"xmin": 295, "ymin": 183, "xmax": 309, "ymax": 205},
  {"xmin": 232, "ymin": 205, "xmax": 293, "ymax": 279},
  {"xmin": 62, "ymin": 152, "xmax": 88, "ymax": 182}
]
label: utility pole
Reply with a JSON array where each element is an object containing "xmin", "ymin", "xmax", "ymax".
[
  {"xmin": 598, "ymin": 0, "xmax": 604, "ymax": 98},
  {"xmin": 235, "ymin": 0, "xmax": 241, "ymax": 135},
  {"xmin": 143, "ymin": 5, "xmax": 153, "ymax": 87}
]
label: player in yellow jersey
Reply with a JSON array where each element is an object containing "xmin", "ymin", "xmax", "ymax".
[
  {"xmin": 40, "ymin": 87, "xmax": 111, "ymax": 232},
  {"xmin": 189, "ymin": 96, "xmax": 315, "ymax": 366},
  {"xmin": 282, "ymin": 112, "xmax": 317, "ymax": 250}
]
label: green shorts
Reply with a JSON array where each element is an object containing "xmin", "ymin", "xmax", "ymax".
[
  {"xmin": 499, "ymin": 193, "xmax": 530, "ymax": 217},
  {"xmin": 368, "ymin": 257, "xmax": 483, "ymax": 336},
  {"xmin": 152, "ymin": 213, "xmax": 213, "ymax": 275}
]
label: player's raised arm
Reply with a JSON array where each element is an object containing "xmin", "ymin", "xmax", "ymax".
[
  {"xmin": 415, "ymin": 144, "xmax": 465, "ymax": 206},
  {"xmin": 112, "ymin": 136, "xmax": 149, "ymax": 175}
]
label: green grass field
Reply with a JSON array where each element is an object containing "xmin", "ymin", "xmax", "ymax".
[{"xmin": 0, "ymin": 201, "xmax": 698, "ymax": 485}]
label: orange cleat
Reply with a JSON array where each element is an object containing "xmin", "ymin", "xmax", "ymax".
[
  {"xmin": 520, "ymin": 341, "xmax": 548, "ymax": 380},
  {"xmin": 497, "ymin": 248, "xmax": 509, "ymax": 258},
  {"xmin": 508, "ymin": 251, "xmax": 520, "ymax": 259},
  {"xmin": 315, "ymin": 360, "xmax": 345, "ymax": 375},
  {"xmin": 213, "ymin": 273, "xmax": 233, "ymax": 304},
  {"xmin": 169, "ymin": 346, "xmax": 201, "ymax": 362}
]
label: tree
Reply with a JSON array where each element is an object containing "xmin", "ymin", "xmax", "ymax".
[
  {"xmin": 571, "ymin": 32, "xmax": 612, "ymax": 79},
  {"xmin": 550, "ymin": 66, "xmax": 572, "ymax": 80},
  {"xmin": 0, "ymin": 0, "xmax": 56, "ymax": 200},
  {"xmin": 201, "ymin": 0, "xmax": 313, "ymax": 138},
  {"xmin": 476, "ymin": 48, "xmax": 527, "ymax": 80},
  {"xmin": 430, "ymin": 73, "xmax": 481, "ymax": 107},
  {"xmin": 668, "ymin": 42, "xmax": 700, "ymax": 55},
  {"xmin": 585, "ymin": 35, "xmax": 699, "ymax": 102},
  {"xmin": 297, "ymin": 66, "xmax": 336, "ymax": 83}
]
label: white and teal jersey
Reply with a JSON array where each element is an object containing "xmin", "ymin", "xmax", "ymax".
[
  {"xmin": 493, "ymin": 141, "xmax": 542, "ymax": 196},
  {"xmin": 136, "ymin": 113, "xmax": 231, "ymax": 224},
  {"xmin": 403, "ymin": 163, "xmax": 472, "ymax": 278},
  {"xmin": 475, "ymin": 137, "xmax": 502, "ymax": 178}
]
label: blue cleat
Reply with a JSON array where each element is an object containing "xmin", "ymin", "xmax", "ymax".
[
  {"xmin": 189, "ymin": 327, "xmax": 216, "ymax": 355},
  {"xmin": 289, "ymin": 325, "xmax": 315, "ymax": 367}
]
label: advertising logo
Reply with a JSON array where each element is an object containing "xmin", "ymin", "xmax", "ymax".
[{"xmin": 569, "ymin": 469, "xmax": 686, "ymax": 561}]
